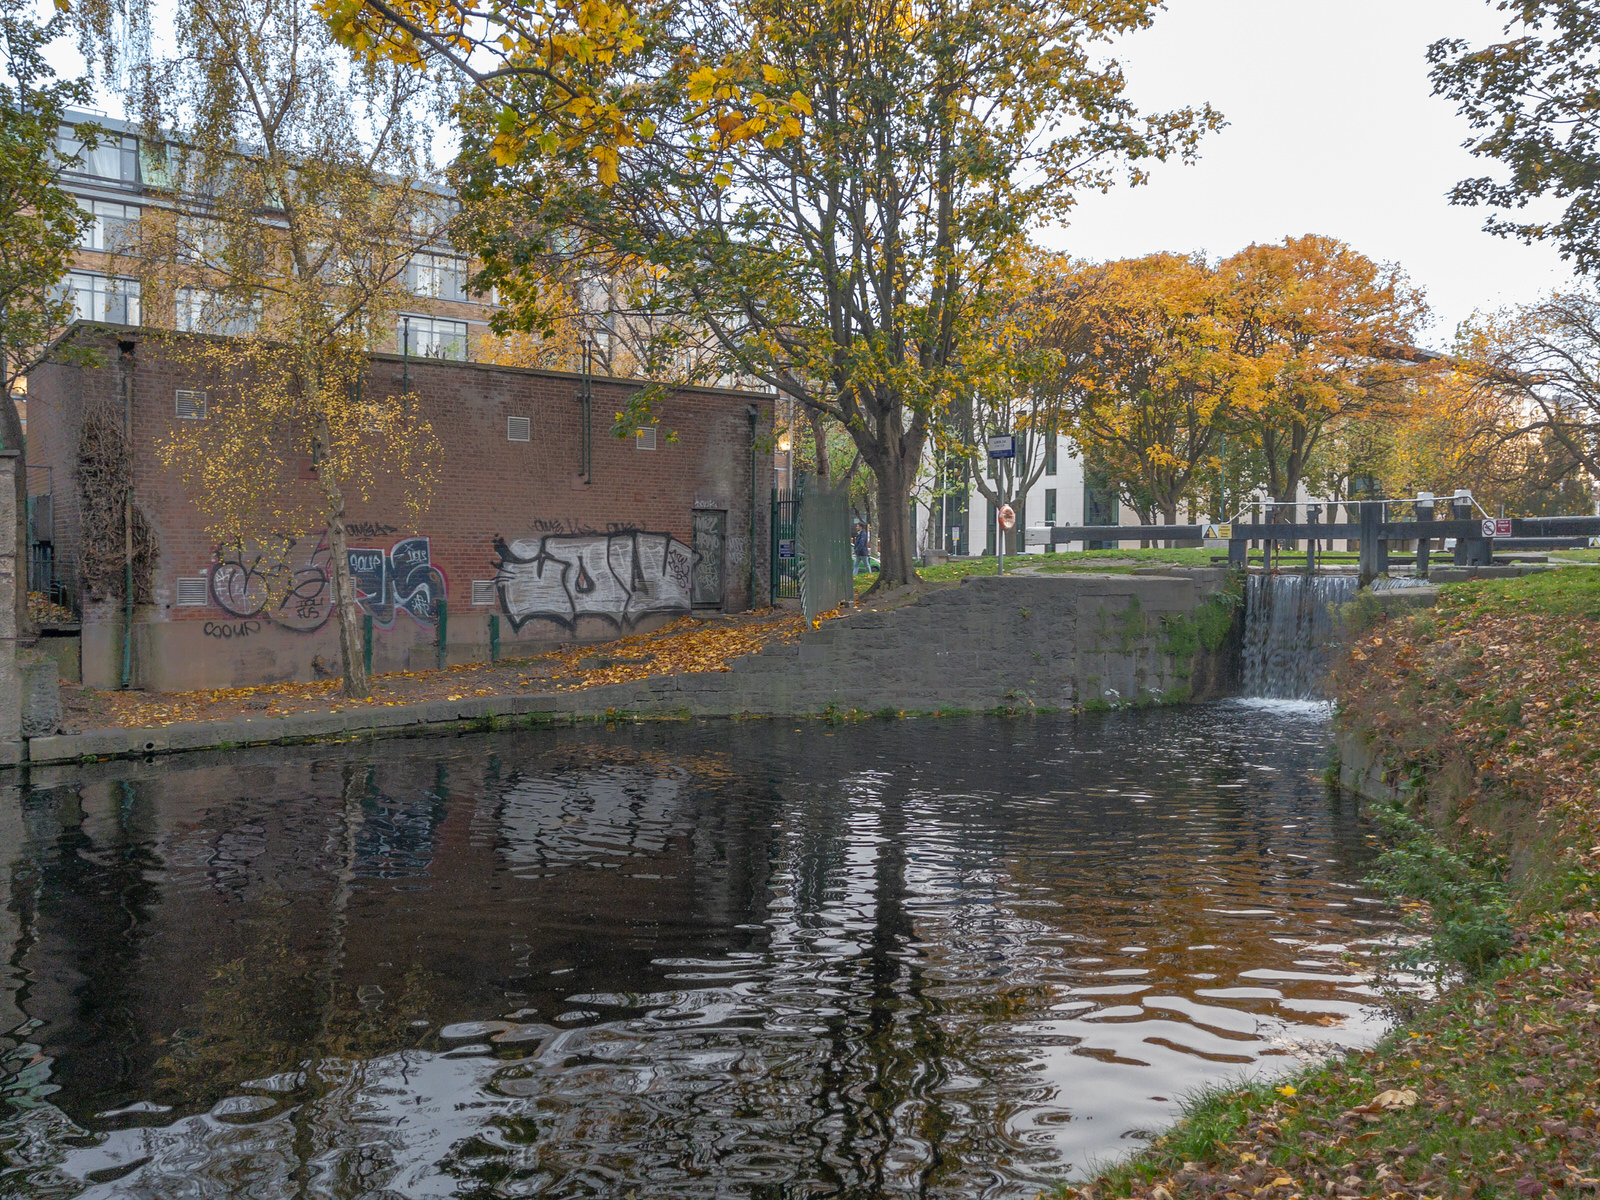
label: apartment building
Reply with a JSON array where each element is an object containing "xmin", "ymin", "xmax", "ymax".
[
  {"xmin": 917, "ymin": 432, "xmax": 1139, "ymax": 558},
  {"xmin": 53, "ymin": 111, "xmax": 495, "ymax": 361},
  {"xmin": 25, "ymin": 115, "xmax": 778, "ymax": 690}
]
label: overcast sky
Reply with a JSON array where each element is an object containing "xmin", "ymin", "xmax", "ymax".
[
  {"xmin": 1048, "ymin": 0, "xmax": 1578, "ymax": 349},
  {"xmin": 44, "ymin": 0, "xmax": 1576, "ymax": 347}
]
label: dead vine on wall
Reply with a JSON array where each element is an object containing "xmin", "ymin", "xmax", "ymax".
[{"xmin": 75, "ymin": 398, "xmax": 157, "ymax": 602}]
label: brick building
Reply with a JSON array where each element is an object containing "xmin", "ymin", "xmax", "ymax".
[{"xmin": 26, "ymin": 324, "xmax": 773, "ymax": 691}]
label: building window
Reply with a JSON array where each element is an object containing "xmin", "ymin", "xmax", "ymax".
[
  {"xmin": 1044, "ymin": 488, "xmax": 1057, "ymax": 524},
  {"xmin": 77, "ymin": 200, "xmax": 139, "ymax": 251},
  {"xmin": 177, "ymin": 288, "xmax": 257, "ymax": 336},
  {"xmin": 1085, "ymin": 471, "xmax": 1119, "ymax": 526},
  {"xmin": 406, "ymin": 253, "xmax": 467, "ymax": 302},
  {"xmin": 176, "ymin": 577, "xmax": 209, "ymax": 606},
  {"xmin": 507, "ymin": 415, "xmax": 531, "ymax": 442},
  {"xmin": 636, "ymin": 425, "xmax": 658, "ymax": 450},
  {"xmin": 397, "ymin": 315, "xmax": 468, "ymax": 361},
  {"xmin": 56, "ymin": 127, "xmax": 139, "ymax": 184},
  {"xmin": 1045, "ymin": 439, "xmax": 1058, "ymax": 476},
  {"xmin": 62, "ymin": 272, "xmax": 141, "ymax": 325},
  {"xmin": 175, "ymin": 390, "xmax": 207, "ymax": 420},
  {"xmin": 471, "ymin": 580, "xmax": 496, "ymax": 605}
]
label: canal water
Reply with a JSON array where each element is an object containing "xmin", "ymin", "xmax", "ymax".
[{"xmin": 0, "ymin": 702, "xmax": 1397, "ymax": 1199}]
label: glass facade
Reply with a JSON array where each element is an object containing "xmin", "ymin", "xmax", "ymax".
[
  {"xmin": 407, "ymin": 254, "xmax": 468, "ymax": 302},
  {"xmin": 57, "ymin": 128, "xmax": 140, "ymax": 185},
  {"xmin": 176, "ymin": 288, "xmax": 257, "ymax": 336}
]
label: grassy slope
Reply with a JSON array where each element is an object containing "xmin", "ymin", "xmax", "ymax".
[{"xmin": 1059, "ymin": 568, "xmax": 1600, "ymax": 1200}]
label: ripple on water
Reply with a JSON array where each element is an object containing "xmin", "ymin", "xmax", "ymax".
[{"xmin": 0, "ymin": 706, "xmax": 1410, "ymax": 1199}]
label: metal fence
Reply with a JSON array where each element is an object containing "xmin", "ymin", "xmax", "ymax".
[
  {"xmin": 796, "ymin": 475, "xmax": 853, "ymax": 618},
  {"xmin": 772, "ymin": 474, "xmax": 853, "ymax": 617}
]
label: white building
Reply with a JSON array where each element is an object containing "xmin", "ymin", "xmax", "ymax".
[{"xmin": 917, "ymin": 432, "xmax": 1165, "ymax": 557}]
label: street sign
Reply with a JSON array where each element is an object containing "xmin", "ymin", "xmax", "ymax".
[
  {"xmin": 998, "ymin": 504, "xmax": 1016, "ymax": 530},
  {"xmin": 1482, "ymin": 518, "xmax": 1512, "ymax": 538},
  {"xmin": 987, "ymin": 434, "xmax": 1016, "ymax": 459},
  {"xmin": 777, "ymin": 539, "xmax": 795, "ymax": 559},
  {"xmin": 1202, "ymin": 523, "xmax": 1232, "ymax": 539}
]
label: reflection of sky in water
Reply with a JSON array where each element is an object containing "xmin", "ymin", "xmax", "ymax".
[{"xmin": 0, "ymin": 706, "xmax": 1410, "ymax": 1199}]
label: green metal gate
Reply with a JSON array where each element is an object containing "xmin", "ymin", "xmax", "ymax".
[{"xmin": 771, "ymin": 487, "xmax": 802, "ymax": 600}]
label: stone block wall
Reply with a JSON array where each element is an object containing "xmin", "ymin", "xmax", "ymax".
[{"xmin": 540, "ymin": 570, "xmax": 1241, "ymax": 718}]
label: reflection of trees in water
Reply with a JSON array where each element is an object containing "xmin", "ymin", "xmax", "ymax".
[
  {"xmin": 0, "ymin": 712, "xmax": 1397, "ymax": 1198},
  {"xmin": 427, "ymin": 767, "xmax": 1070, "ymax": 1197}
]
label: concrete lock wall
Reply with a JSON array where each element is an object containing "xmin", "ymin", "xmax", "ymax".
[
  {"xmin": 524, "ymin": 569, "xmax": 1240, "ymax": 718},
  {"xmin": 27, "ymin": 570, "xmax": 1243, "ymax": 763}
]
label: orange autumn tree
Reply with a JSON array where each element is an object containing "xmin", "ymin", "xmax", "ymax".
[
  {"xmin": 1058, "ymin": 252, "xmax": 1239, "ymax": 527},
  {"xmin": 1220, "ymin": 234, "xmax": 1428, "ymax": 506}
]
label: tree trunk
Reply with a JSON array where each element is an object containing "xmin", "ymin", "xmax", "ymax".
[
  {"xmin": 324, "ymin": 513, "xmax": 369, "ymax": 699},
  {"xmin": 874, "ymin": 458, "xmax": 916, "ymax": 586},
  {"xmin": 1161, "ymin": 499, "xmax": 1179, "ymax": 549},
  {"xmin": 312, "ymin": 402, "xmax": 369, "ymax": 699},
  {"xmin": 809, "ymin": 409, "xmax": 829, "ymax": 482}
]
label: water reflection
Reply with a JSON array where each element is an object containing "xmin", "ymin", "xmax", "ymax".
[{"xmin": 0, "ymin": 704, "xmax": 1397, "ymax": 1198}]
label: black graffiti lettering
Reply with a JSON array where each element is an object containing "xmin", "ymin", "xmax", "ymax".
[
  {"xmin": 202, "ymin": 620, "xmax": 262, "ymax": 639},
  {"xmin": 211, "ymin": 531, "xmax": 444, "ymax": 635},
  {"xmin": 345, "ymin": 522, "xmax": 400, "ymax": 539}
]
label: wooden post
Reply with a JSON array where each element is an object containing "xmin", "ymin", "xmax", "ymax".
[{"xmin": 1358, "ymin": 501, "xmax": 1380, "ymax": 587}]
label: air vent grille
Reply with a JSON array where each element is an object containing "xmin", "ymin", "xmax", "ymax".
[
  {"xmin": 471, "ymin": 580, "xmax": 497, "ymax": 606},
  {"xmin": 635, "ymin": 425, "xmax": 657, "ymax": 450},
  {"xmin": 176, "ymin": 577, "xmax": 209, "ymax": 606},
  {"xmin": 175, "ymin": 389, "xmax": 207, "ymax": 420},
  {"xmin": 507, "ymin": 415, "xmax": 531, "ymax": 442}
]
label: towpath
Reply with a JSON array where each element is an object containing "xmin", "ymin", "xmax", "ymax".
[{"xmin": 57, "ymin": 607, "xmax": 820, "ymax": 734}]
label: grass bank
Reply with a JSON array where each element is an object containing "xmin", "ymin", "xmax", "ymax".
[{"xmin": 1056, "ymin": 570, "xmax": 1600, "ymax": 1200}]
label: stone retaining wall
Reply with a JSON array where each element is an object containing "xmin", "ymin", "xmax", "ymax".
[{"xmin": 27, "ymin": 570, "xmax": 1240, "ymax": 764}]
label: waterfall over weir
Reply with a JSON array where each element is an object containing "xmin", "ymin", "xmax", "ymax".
[{"xmin": 1242, "ymin": 573, "xmax": 1358, "ymax": 700}]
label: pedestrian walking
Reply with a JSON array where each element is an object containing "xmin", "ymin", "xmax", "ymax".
[{"xmin": 853, "ymin": 521, "xmax": 871, "ymax": 575}]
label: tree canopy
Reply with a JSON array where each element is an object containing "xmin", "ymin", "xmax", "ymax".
[
  {"xmin": 72, "ymin": 0, "xmax": 449, "ymax": 696},
  {"xmin": 1430, "ymin": 1, "xmax": 1600, "ymax": 272},
  {"xmin": 324, "ymin": 0, "xmax": 1221, "ymax": 586},
  {"xmin": 0, "ymin": 0, "xmax": 97, "ymax": 410}
]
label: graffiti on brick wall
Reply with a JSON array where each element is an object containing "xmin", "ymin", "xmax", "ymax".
[
  {"xmin": 211, "ymin": 537, "xmax": 334, "ymax": 633},
  {"xmin": 210, "ymin": 532, "xmax": 446, "ymax": 632},
  {"xmin": 494, "ymin": 531, "xmax": 696, "ymax": 631},
  {"xmin": 347, "ymin": 536, "xmax": 446, "ymax": 628}
]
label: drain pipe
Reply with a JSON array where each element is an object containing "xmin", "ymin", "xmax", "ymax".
[
  {"xmin": 120, "ymin": 339, "xmax": 135, "ymax": 688},
  {"xmin": 746, "ymin": 403, "xmax": 758, "ymax": 610}
]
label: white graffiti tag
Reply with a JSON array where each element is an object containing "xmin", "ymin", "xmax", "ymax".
[{"xmin": 494, "ymin": 531, "xmax": 696, "ymax": 631}]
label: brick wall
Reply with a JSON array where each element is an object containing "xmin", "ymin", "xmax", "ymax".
[{"xmin": 26, "ymin": 325, "xmax": 773, "ymax": 689}]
